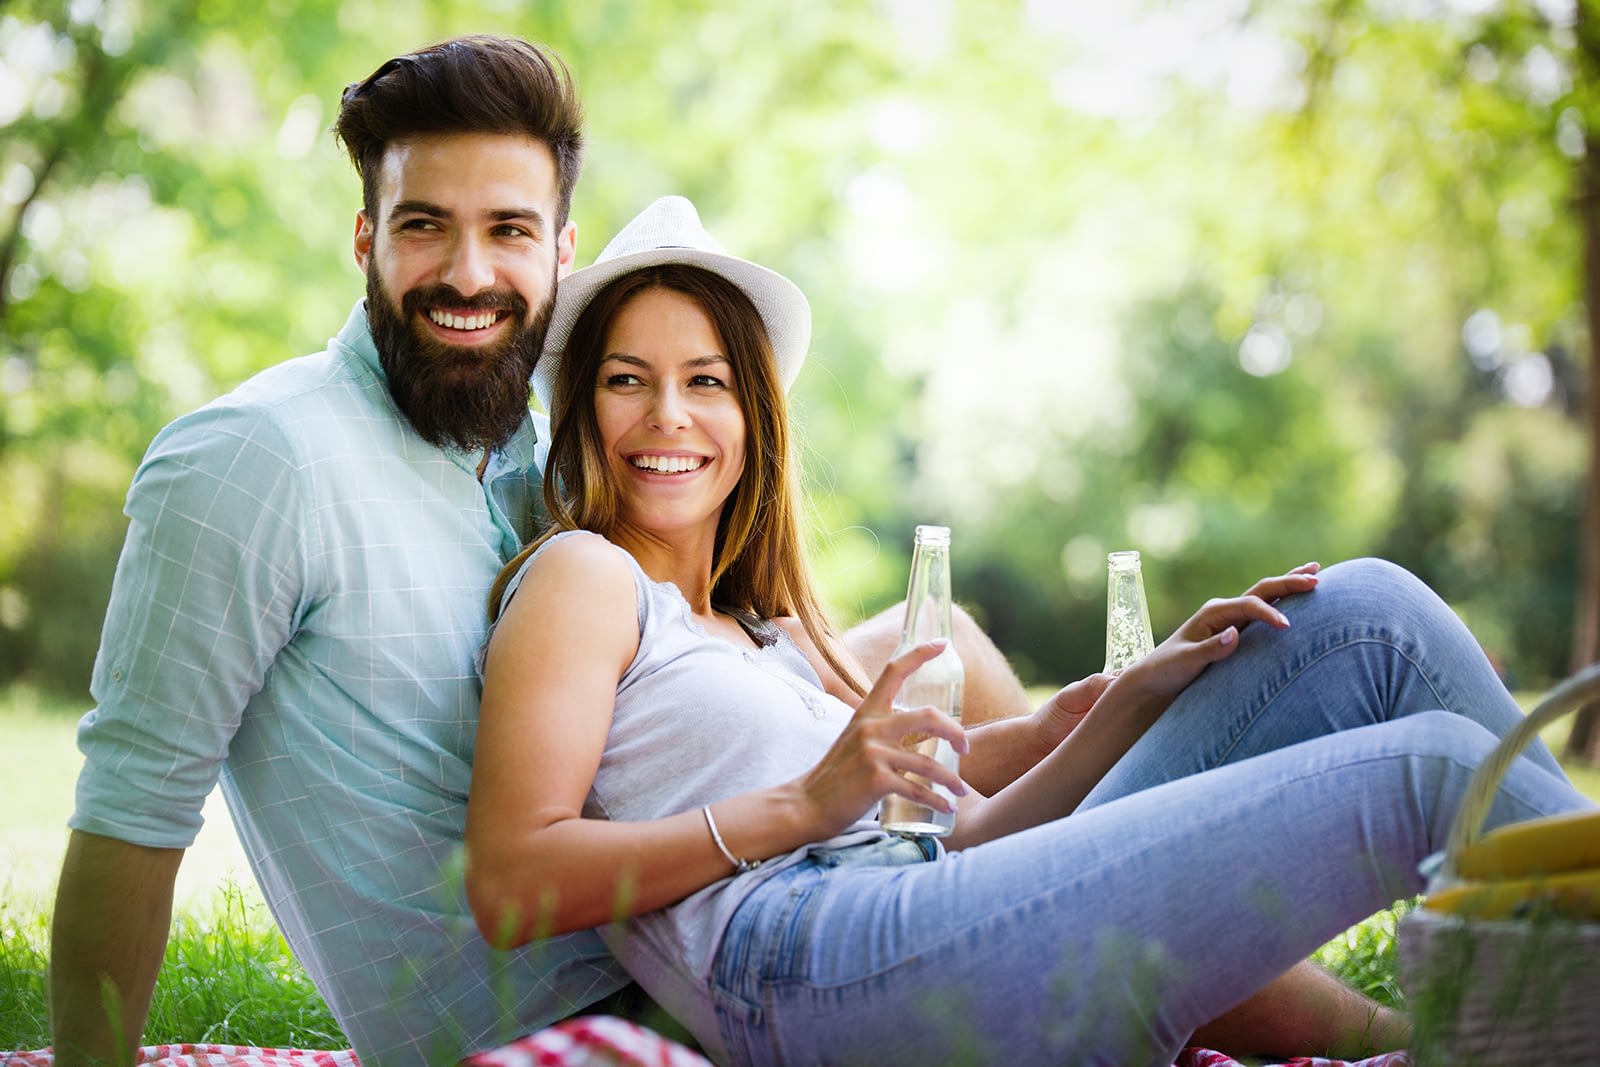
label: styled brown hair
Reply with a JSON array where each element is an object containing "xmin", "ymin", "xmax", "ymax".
[
  {"xmin": 334, "ymin": 35, "xmax": 584, "ymax": 225},
  {"xmin": 490, "ymin": 264, "xmax": 864, "ymax": 694}
]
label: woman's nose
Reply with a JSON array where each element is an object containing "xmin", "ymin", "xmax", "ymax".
[{"xmin": 647, "ymin": 387, "xmax": 690, "ymax": 431}]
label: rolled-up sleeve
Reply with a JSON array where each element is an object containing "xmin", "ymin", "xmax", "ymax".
[{"xmin": 72, "ymin": 400, "xmax": 309, "ymax": 848}]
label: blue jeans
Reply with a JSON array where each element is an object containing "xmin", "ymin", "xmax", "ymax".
[{"xmin": 696, "ymin": 559, "xmax": 1591, "ymax": 1066}]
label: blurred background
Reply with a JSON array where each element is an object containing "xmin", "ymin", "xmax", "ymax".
[{"xmin": 2, "ymin": 0, "xmax": 1598, "ymax": 757}]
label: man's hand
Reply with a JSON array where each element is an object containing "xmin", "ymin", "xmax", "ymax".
[{"xmin": 50, "ymin": 830, "xmax": 184, "ymax": 1067}]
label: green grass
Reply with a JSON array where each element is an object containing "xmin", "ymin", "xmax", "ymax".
[
  {"xmin": 6, "ymin": 684, "xmax": 1599, "ymax": 1053},
  {"xmin": 0, "ymin": 686, "xmax": 345, "ymax": 1051},
  {"xmin": 1, "ymin": 881, "xmax": 344, "ymax": 1051},
  {"xmin": 1313, "ymin": 901, "xmax": 1412, "ymax": 1009}
]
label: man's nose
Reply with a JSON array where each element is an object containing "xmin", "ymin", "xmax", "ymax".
[{"xmin": 439, "ymin": 235, "xmax": 496, "ymax": 297}]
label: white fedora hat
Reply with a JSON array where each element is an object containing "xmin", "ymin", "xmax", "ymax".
[{"xmin": 533, "ymin": 195, "xmax": 811, "ymax": 411}]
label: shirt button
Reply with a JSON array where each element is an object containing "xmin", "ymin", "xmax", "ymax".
[{"xmin": 111, "ymin": 668, "xmax": 124, "ymax": 682}]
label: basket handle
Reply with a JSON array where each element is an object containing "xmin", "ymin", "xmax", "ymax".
[{"xmin": 1433, "ymin": 660, "xmax": 1600, "ymax": 884}]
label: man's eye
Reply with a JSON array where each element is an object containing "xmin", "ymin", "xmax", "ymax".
[{"xmin": 494, "ymin": 224, "xmax": 532, "ymax": 238}]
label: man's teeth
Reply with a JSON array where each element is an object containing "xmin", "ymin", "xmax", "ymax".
[
  {"xmin": 631, "ymin": 455, "xmax": 705, "ymax": 474},
  {"xmin": 428, "ymin": 309, "xmax": 499, "ymax": 331}
]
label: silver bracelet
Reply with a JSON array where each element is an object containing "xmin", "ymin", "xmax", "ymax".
[{"xmin": 702, "ymin": 804, "xmax": 760, "ymax": 874}]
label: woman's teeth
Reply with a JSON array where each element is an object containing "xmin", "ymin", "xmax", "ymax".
[{"xmin": 631, "ymin": 455, "xmax": 705, "ymax": 474}]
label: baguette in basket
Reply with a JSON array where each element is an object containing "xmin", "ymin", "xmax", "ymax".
[
  {"xmin": 1422, "ymin": 808, "xmax": 1600, "ymax": 920},
  {"xmin": 1400, "ymin": 663, "xmax": 1600, "ymax": 1066}
]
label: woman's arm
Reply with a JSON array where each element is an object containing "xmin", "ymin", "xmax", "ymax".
[
  {"xmin": 957, "ymin": 675, "xmax": 1112, "ymax": 795},
  {"xmin": 946, "ymin": 566, "xmax": 1321, "ymax": 849},
  {"xmin": 468, "ymin": 534, "xmax": 740, "ymax": 945},
  {"xmin": 467, "ymin": 539, "xmax": 968, "ymax": 947},
  {"xmin": 786, "ymin": 615, "xmax": 1103, "ymax": 798}
]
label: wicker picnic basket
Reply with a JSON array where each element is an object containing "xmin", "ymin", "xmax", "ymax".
[{"xmin": 1397, "ymin": 661, "xmax": 1600, "ymax": 1067}]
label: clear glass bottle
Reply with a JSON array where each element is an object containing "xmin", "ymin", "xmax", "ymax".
[
  {"xmin": 880, "ymin": 525, "xmax": 965, "ymax": 837},
  {"xmin": 1104, "ymin": 549, "xmax": 1155, "ymax": 672}
]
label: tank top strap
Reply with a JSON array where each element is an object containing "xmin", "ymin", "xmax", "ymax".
[{"xmin": 717, "ymin": 605, "xmax": 782, "ymax": 649}]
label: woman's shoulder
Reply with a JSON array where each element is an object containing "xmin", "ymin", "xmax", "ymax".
[
  {"xmin": 498, "ymin": 530, "xmax": 638, "ymax": 621},
  {"xmin": 526, "ymin": 530, "xmax": 638, "ymax": 594},
  {"xmin": 485, "ymin": 529, "xmax": 643, "ymax": 678},
  {"xmin": 534, "ymin": 528, "xmax": 630, "ymax": 567}
]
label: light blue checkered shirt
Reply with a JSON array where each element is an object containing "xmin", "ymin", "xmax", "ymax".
[{"xmin": 71, "ymin": 302, "xmax": 628, "ymax": 1066}]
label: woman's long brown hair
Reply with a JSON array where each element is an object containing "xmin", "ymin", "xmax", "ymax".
[{"xmin": 489, "ymin": 264, "xmax": 866, "ymax": 696}]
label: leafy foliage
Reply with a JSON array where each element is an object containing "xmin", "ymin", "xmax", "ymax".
[{"xmin": 0, "ymin": 0, "xmax": 1592, "ymax": 697}]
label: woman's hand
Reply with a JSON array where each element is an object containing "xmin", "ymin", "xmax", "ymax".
[
  {"xmin": 1030, "ymin": 672, "xmax": 1115, "ymax": 751},
  {"xmin": 1134, "ymin": 562, "xmax": 1321, "ymax": 701},
  {"xmin": 795, "ymin": 641, "xmax": 970, "ymax": 836}
]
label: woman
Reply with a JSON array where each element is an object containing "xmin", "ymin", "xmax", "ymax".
[{"xmin": 467, "ymin": 196, "xmax": 1591, "ymax": 1067}]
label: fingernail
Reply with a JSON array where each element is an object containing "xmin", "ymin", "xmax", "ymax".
[{"xmin": 1221, "ymin": 627, "xmax": 1237, "ymax": 646}]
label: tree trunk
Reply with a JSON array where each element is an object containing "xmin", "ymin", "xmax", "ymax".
[{"xmin": 1563, "ymin": 40, "xmax": 1600, "ymax": 761}]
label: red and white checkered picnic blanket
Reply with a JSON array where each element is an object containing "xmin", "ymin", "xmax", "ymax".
[
  {"xmin": 2, "ymin": 1016, "xmax": 1414, "ymax": 1067},
  {"xmin": 0, "ymin": 1017, "xmax": 707, "ymax": 1067}
]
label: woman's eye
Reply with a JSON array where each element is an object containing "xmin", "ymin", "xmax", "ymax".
[
  {"xmin": 603, "ymin": 373, "xmax": 643, "ymax": 388},
  {"xmin": 690, "ymin": 375, "xmax": 726, "ymax": 389}
]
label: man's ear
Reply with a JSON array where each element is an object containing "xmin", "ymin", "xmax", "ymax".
[
  {"xmin": 354, "ymin": 211, "xmax": 373, "ymax": 272},
  {"xmin": 556, "ymin": 218, "xmax": 577, "ymax": 280}
]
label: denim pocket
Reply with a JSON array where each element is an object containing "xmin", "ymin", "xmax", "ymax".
[{"xmin": 808, "ymin": 834, "xmax": 939, "ymax": 869}]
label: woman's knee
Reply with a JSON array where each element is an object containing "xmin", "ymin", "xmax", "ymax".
[
  {"xmin": 1293, "ymin": 557, "xmax": 1451, "ymax": 634},
  {"xmin": 1319, "ymin": 557, "xmax": 1429, "ymax": 601}
]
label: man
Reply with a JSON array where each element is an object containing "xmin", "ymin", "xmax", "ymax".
[{"xmin": 49, "ymin": 36, "xmax": 631, "ymax": 1067}]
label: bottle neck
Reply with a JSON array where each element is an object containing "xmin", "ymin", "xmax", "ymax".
[{"xmin": 900, "ymin": 540, "xmax": 954, "ymax": 645}]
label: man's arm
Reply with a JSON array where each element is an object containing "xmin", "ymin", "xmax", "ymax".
[
  {"xmin": 50, "ymin": 830, "xmax": 185, "ymax": 1067},
  {"xmin": 1191, "ymin": 961, "xmax": 1411, "ymax": 1059}
]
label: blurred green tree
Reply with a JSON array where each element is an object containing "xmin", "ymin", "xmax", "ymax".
[
  {"xmin": 0, "ymin": 1, "xmax": 918, "ymax": 694},
  {"xmin": 0, "ymin": 0, "xmax": 1592, "ymax": 763},
  {"xmin": 1245, "ymin": 0, "xmax": 1600, "ymax": 757}
]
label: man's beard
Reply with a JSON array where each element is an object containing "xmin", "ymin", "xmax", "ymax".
[{"xmin": 366, "ymin": 260, "xmax": 554, "ymax": 453}]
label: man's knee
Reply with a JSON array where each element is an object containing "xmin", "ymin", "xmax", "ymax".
[{"xmin": 844, "ymin": 602, "xmax": 1031, "ymax": 724}]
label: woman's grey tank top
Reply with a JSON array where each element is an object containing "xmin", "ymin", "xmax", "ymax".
[{"xmin": 491, "ymin": 529, "xmax": 883, "ymax": 980}]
